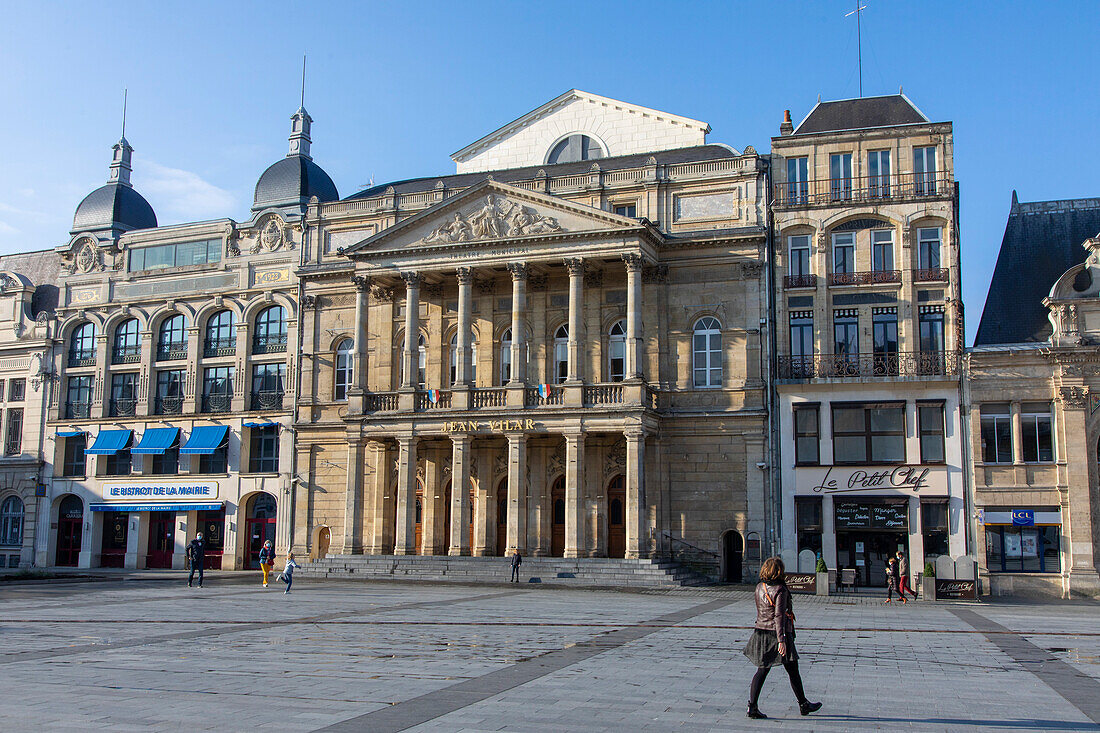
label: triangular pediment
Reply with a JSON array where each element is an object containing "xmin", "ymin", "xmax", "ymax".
[{"xmin": 344, "ymin": 179, "xmax": 649, "ymax": 257}]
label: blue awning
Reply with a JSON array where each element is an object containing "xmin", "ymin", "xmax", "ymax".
[
  {"xmin": 85, "ymin": 429, "xmax": 133, "ymax": 455},
  {"xmin": 56, "ymin": 429, "xmax": 84, "ymax": 438},
  {"xmin": 91, "ymin": 502, "xmax": 223, "ymax": 512},
  {"xmin": 243, "ymin": 420, "xmax": 279, "ymax": 429},
  {"xmin": 180, "ymin": 425, "xmax": 229, "ymax": 455},
  {"xmin": 131, "ymin": 427, "xmax": 180, "ymax": 455}
]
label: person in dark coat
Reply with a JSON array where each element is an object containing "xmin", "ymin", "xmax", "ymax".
[
  {"xmin": 885, "ymin": 556, "xmax": 903, "ymax": 603},
  {"xmin": 510, "ymin": 550, "xmax": 522, "ymax": 583},
  {"xmin": 187, "ymin": 533, "xmax": 205, "ymax": 588},
  {"xmin": 743, "ymin": 556, "xmax": 821, "ymax": 719}
]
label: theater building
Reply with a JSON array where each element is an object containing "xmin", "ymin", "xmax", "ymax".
[
  {"xmin": 968, "ymin": 195, "xmax": 1100, "ymax": 598},
  {"xmin": 293, "ymin": 91, "xmax": 770, "ymax": 578},
  {"xmin": 36, "ymin": 108, "xmax": 328, "ymax": 569},
  {"xmin": 769, "ymin": 95, "xmax": 968, "ymax": 586}
]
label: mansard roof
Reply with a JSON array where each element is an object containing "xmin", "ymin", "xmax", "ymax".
[
  {"xmin": 975, "ymin": 193, "xmax": 1100, "ymax": 346},
  {"xmin": 792, "ymin": 93, "xmax": 930, "ymax": 135}
]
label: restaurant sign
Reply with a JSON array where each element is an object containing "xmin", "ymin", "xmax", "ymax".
[
  {"xmin": 935, "ymin": 579, "xmax": 978, "ymax": 600},
  {"xmin": 784, "ymin": 572, "xmax": 817, "ymax": 594},
  {"xmin": 102, "ymin": 483, "xmax": 219, "ymax": 501},
  {"xmin": 794, "ymin": 465, "xmax": 948, "ymax": 496}
]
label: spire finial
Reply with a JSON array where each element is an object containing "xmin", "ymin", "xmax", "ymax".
[
  {"xmin": 109, "ymin": 90, "xmax": 134, "ymax": 187},
  {"xmin": 121, "ymin": 89, "xmax": 128, "ymax": 140},
  {"xmin": 288, "ymin": 62, "xmax": 313, "ymax": 160},
  {"xmin": 301, "ymin": 55, "xmax": 307, "ymax": 110}
]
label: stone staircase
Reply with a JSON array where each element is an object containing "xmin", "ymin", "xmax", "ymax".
[{"xmin": 296, "ymin": 554, "xmax": 710, "ymax": 588}]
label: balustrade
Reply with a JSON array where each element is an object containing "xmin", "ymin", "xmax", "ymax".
[
  {"xmin": 109, "ymin": 398, "xmax": 137, "ymax": 417},
  {"xmin": 777, "ymin": 351, "xmax": 960, "ymax": 379},
  {"xmin": 524, "ymin": 385, "xmax": 563, "ymax": 407},
  {"xmin": 471, "ymin": 388, "xmax": 507, "ymax": 408},
  {"xmin": 583, "ymin": 384, "xmax": 624, "ymax": 405},
  {"xmin": 203, "ymin": 337, "xmax": 236, "ymax": 358},
  {"xmin": 250, "ymin": 390, "xmax": 285, "ymax": 411},
  {"xmin": 774, "ymin": 172, "xmax": 951, "ymax": 207},
  {"xmin": 201, "ymin": 393, "xmax": 232, "ymax": 414},
  {"xmin": 363, "ymin": 392, "xmax": 399, "ymax": 412}
]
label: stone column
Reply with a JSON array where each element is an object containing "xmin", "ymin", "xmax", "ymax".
[
  {"xmin": 366, "ymin": 441, "xmax": 393, "ymax": 554},
  {"xmin": 506, "ymin": 433, "xmax": 527, "ymax": 553},
  {"xmin": 449, "ymin": 435, "xmax": 472, "ymax": 555},
  {"xmin": 400, "ymin": 272, "xmax": 420, "ymax": 390},
  {"xmin": 623, "ymin": 254, "xmax": 644, "ymax": 380},
  {"xmin": 625, "ymin": 428, "xmax": 647, "ymax": 558},
  {"xmin": 473, "ymin": 448, "xmax": 492, "ymax": 556},
  {"xmin": 455, "ymin": 267, "xmax": 473, "ymax": 386},
  {"xmin": 1057, "ymin": 389, "xmax": 1099, "ymax": 590},
  {"xmin": 349, "ymin": 276, "xmax": 371, "ymax": 412},
  {"xmin": 565, "ymin": 258, "xmax": 585, "ymax": 383},
  {"xmin": 343, "ymin": 439, "xmax": 365, "ymax": 554},
  {"xmin": 125, "ymin": 511, "xmax": 142, "ymax": 569},
  {"xmin": 821, "ymin": 493, "xmax": 836, "ymax": 572},
  {"xmin": 564, "ymin": 432, "xmax": 586, "ymax": 558},
  {"xmin": 507, "ymin": 263, "xmax": 527, "ymax": 385},
  {"xmin": 1011, "ymin": 401, "xmax": 1023, "ymax": 464},
  {"xmin": 394, "ymin": 435, "xmax": 419, "ymax": 554}
]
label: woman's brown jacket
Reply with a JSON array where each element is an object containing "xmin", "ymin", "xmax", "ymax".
[{"xmin": 754, "ymin": 582, "xmax": 794, "ymax": 643}]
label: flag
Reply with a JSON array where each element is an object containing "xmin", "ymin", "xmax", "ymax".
[
  {"xmin": 428, "ymin": 389, "xmax": 441, "ymax": 404},
  {"xmin": 537, "ymin": 384, "xmax": 550, "ymax": 399}
]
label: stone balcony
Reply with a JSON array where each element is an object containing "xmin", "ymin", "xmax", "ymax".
[{"xmin": 352, "ymin": 382, "xmax": 657, "ymax": 417}]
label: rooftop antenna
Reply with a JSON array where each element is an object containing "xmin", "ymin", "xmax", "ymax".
[
  {"xmin": 845, "ymin": 2, "xmax": 867, "ymax": 97},
  {"xmin": 121, "ymin": 88, "xmax": 128, "ymax": 139},
  {"xmin": 300, "ymin": 54, "xmax": 307, "ymax": 109}
]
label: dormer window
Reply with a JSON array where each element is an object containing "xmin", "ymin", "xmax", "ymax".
[{"xmin": 547, "ymin": 134, "xmax": 604, "ymax": 165}]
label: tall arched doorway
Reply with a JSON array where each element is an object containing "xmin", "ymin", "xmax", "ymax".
[
  {"xmin": 317, "ymin": 527, "xmax": 330, "ymax": 559},
  {"xmin": 550, "ymin": 476, "xmax": 565, "ymax": 557},
  {"xmin": 246, "ymin": 492, "xmax": 277, "ymax": 569},
  {"xmin": 607, "ymin": 475, "xmax": 626, "ymax": 558},
  {"xmin": 722, "ymin": 530, "xmax": 744, "ymax": 583},
  {"xmin": 442, "ymin": 480, "xmax": 451, "ymax": 554},
  {"xmin": 55, "ymin": 495, "xmax": 83, "ymax": 567},
  {"xmin": 496, "ymin": 479, "xmax": 508, "ymax": 556},
  {"xmin": 414, "ymin": 480, "xmax": 424, "ymax": 554}
]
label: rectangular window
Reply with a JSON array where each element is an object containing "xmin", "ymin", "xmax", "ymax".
[
  {"xmin": 1020, "ymin": 402, "xmax": 1054, "ymax": 463},
  {"xmin": 152, "ymin": 446, "xmax": 179, "ymax": 475},
  {"xmin": 832, "ymin": 232, "xmax": 855, "ymax": 274},
  {"xmin": 248, "ymin": 425, "xmax": 279, "ymax": 473},
  {"xmin": 980, "ymin": 404, "xmax": 1012, "ymax": 463},
  {"xmin": 918, "ymin": 227, "xmax": 942, "ymax": 270},
  {"xmin": 129, "ymin": 239, "xmax": 221, "ymax": 272},
  {"xmin": 788, "ymin": 235, "xmax": 811, "ymax": 278},
  {"xmin": 918, "ymin": 402, "xmax": 946, "ymax": 463},
  {"xmin": 786, "ymin": 156, "xmax": 809, "ymax": 203},
  {"xmin": 251, "ymin": 363, "xmax": 286, "ymax": 411},
  {"xmin": 104, "ymin": 440, "xmax": 132, "ymax": 477},
  {"xmin": 202, "ymin": 367, "xmax": 234, "ymax": 413},
  {"xmin": 63, "ymin": 435, "xmax": 86, "ymax": 477},
  {"xmin": 66, "ymin": 376, "xmax": 93, "ymax": 419},
  {"xmin": 198, "ymin": 444, "xmax": 229, "ymax": 474},
  {"xmin": 788, "ymin": 312, "xmax": 814, "ymax": 378},
  {"xmin": 985, "ymin": 525, "xmax": 1059, "ymax": 573},
  {"xmin": 829, "ymin": 153, "xmax": 853, "ymax": 201},
  {"xmin": 922, "ymin": 501, "xmax": 949, "ymax": 557},
  {"xmin": 832, "ymin": 403, "xmax": 906, "ymax": 464},
  {"xmin": 8, "ymin": 379, "xmax": 24, "ymax": 402},
  {"xmin": 872, "ymin": 309, "xmax": 898, "ymax": 376},
  {"xmin": 871, "ymin": 230, "xmax": 894, "ymax": 271},
  {"xmin": 919, "ymin": 308, "xmax": 945, "ymax": 353},
  {"xmin": 613, "ymin": 203, "xmax": 637, "ymax": 218},
  {"xmin": 833, "ymin": 310, "xmax": 859, "ymax": 356},
  {"xmin": 796, "ymin": 497, "xmax": 823, "ymax": 556},
  {"xmin": 4, "ymin": 408, "xmax": 22, "ymax": 456},
  {"xmin": 794, "ymin": 405, "xmax": 820, "ymax": 465},
  {"xmin": 109, "ymin": 373, "xmax": 138, "ymax": 417},
  {"xmin": 155, "ymin": 370, "xmax": 186, "ymax": 414},
  {"xmin": 913, "ymin": 146, "xmax": 937, "ymax": 195},
  {"xmin": 868, "ymin": 149, "xmax": 891, "ymax": 198}
]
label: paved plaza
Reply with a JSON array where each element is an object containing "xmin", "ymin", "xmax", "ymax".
[{"xmin": 0, "ymin": 576, "xmax": 1098, "ymax": 732}]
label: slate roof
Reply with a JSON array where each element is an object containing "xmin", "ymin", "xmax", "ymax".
[
  {"xmin": 974, "ymin": 194, "xmax": 1100, "ymax": 346},
  {"xmin": 253, "ymin": 155, "xmax": 340, "ymax": 211},
  {"xmin": 345, "ymin": 145, "xmax": 738, "ymax": 200},
  {"xmin": 0, "ymin": 249, "xmax": 61, "ymax": 316},
  {"xmin": 793, "ymin": 94, "xmax": 929, "ymax": 135},
  {"xmin": 72, "ymin": 183, "xmax": 157, "ymax": 234}
]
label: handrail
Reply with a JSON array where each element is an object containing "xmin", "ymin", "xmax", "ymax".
[{"xmin": 662, "ymin": 531, "xmax": 719, "ymax": 558}]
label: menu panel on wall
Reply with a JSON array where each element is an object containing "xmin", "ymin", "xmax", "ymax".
[{"xmin": 835, "ymin": 502, "xmax": 908, "ymax": 531}]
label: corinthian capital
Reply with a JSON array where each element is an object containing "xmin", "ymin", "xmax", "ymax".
[
  {"xmin": 564, "ymin": 257, "xmax": 585, "ymax": 276},
  {"xmin": 400, "ymin": 271, "xmax": 421, "ymax": 288},
  {"xmin": 506, "ymin": 262, "xmax": 528, "ymax": 281},
  {"xmin": 455, "ymin": 266, "xmax": 473, "ymax": 284},
  {"xmin": 621, "ymin": 253, "xmax": 644, "ymax": 272},
  {"xmin": 352, "ymin": 275, "xmax": 372, "ymax": 292}
]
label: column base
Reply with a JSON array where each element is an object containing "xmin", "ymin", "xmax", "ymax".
[
  {"xmin": 394, "ymin": 547, "xmax": 416, "ymax": 555},
  {"xmin": 564, "ymin": 550, "xmax": 583, "ymax": 559},
  {"xmin": 340, "ymin": 544, "xmax": 362, "ymax": 556},
  {"xmin": 447, "ymin": 548, "xmax": 471, "ymax": 556},
  {"xmin": 473, "ymin": 547, "xmax": 491, "ymax": 557}
]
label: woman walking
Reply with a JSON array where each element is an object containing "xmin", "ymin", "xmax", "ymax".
[
  {"xmin": 885, "ymin": 556, "xmax": 904, "ymax": 603},
  {"xmin": 258, "ymin": 540, "xmax": 275, "ymax": 588},
  {"xmin": 896, "ymin": 551, "xmax": 918, "ymax": 601},
  {"xmin": 743, "ymin": 557, "xmax": 822, "ymax": 719}
]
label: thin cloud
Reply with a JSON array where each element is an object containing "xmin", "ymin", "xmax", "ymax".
[
  {"xmin": 0, "ymin": 221, "xmax": 19, "ymax": 235},
  {"xmin": 140, "ymin": 162, "xmax": 236, "ymax": 222}
]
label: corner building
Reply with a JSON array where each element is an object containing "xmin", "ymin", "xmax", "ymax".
[
  {"xmin": 770, "ymin": 95, "xmax": 967, "ymax": 585},
  {"xmin": 295, "ymin": 91, "xmax": 769, "ymax": 577}
]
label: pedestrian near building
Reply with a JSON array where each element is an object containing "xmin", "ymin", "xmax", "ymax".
[
  {"xmin": 885, "ymin": 556, "xmax": 904, "ymax": 604},
  {"xmin": 896, "ymin": 551, "xmax": 917, "ymax": 601},
  {"xmin": 187, "ymin": 533, "xmax": 205, "ymax": 588},
  {"xmin": 278, "ymin": 553, "xmax": 301, "ymax": 594},
  {"xmin": 743, "ymin": 556, "xmax": 822, "ymax": 719},
  {"xmin": 510, "ymin": 550, "xmax": 522, "ymax": 583},
  {"xmin": 258, "ymin": 540, "xmax": 275, "ymax": 588}
]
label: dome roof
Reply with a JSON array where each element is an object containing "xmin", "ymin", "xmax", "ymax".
[
  {"xmin": 72, "ymin": 182, "xmax": 157, "ymax": 234},
  {"xmin": 252, "ymin": 156, "xmax": 339, "ymax": 211}
]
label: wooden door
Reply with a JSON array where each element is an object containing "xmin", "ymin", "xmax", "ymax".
[
  {"xmin": 56, "ymin": 495, "xmax": 83, "ymax": 567},
  {"xmin": 442, "ymin": 481, "xmax": 451, "ymax": 554},
  {"xmin": 318, "ymin": 527, "xmax": 330, "ymax": 559},
  {"xmin": 468, "ymin": 493, "xmax": 475, "ymax": 553},
  {"xmin": 147, "ymin": 512, "xmax": 174, "ymax": 569},
  {"xmin": 414, "ymin": 496, "xmax": 423, "ymax": 555},
  {"xmin": 607, "ymin": 475, "xmax": 625, "ymax": 559},
  {"xmin": 551, "ymin": 477, "xmax": 565, "ymax": 557},
  {"xmin": 495, "ymin": 494, "xmax": 507, "ymax": 556}
]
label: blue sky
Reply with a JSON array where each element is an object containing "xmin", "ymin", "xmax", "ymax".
[{"xmin": 2, "ymin": 1, "xmax": 1097, "ymax": 343}]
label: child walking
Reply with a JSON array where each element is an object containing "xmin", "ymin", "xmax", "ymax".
[{"xmin": 278, "ymin": 552, "xmax": 301, "ymax": 594}]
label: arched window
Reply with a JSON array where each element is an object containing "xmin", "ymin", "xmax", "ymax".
[
  {"xmin": 400, "ymin": 334, "xmax": 427, "ymax": 388},
  {"xmin": 157, "ymin": 314, "xmax": 187, "ymax": 361},
  {"xmin": 0, "ymin": 496, "xmax": 23, "ymax": 546},
  {"xmin": 449, "ymin": 332, "xmax": 477, "ymax": 386},
  {"xmin": 693, "ymin": 317, "xmax": 722, "ymax": 388},
  {"xmin": 247, "ymin": 492, "xmax": 277, "ymax": 519},
  {"xmin": 254, "ymin": 306, "xmax": 287, "ymax": 354},
  {"xmin": 112, "ymin": 319, "xmax": 141, "ymax": 364},
  {"xmin": 205, "ymin": 310, "xmax": 236, "ymax": 357},
  {"xmin": 553, "ymin": 325, "xmax": 569, "ymax": 384},
  {"xmin": 547, "ymin": 134, "xmax": 605, "ymax": 165},
  {"xmin": 500, "ymin": 328, "xmax": 512, "ymax": 385},
  {"xmin": 334, "ymin": 339, "xmax": 353, "ymax": 401},
  {"xmin": 68, "ymin": 322, "xmax": 96, "ymax": 366},
  {"xmin": 608, "ymin": 320, "xmax": 626, "ymax": 382}
]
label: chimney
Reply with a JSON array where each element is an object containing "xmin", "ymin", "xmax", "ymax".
[{"xmin": 779, "ymin": 109, "xmax": 794, "ymax": 136}]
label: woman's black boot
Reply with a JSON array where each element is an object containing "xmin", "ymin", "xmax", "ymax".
[
  {"xmin": 799, "ymin": 700, "xmax": 822, "ymax": 716},
  {"xmin": 746, "ymin": 703, "xmax": 768, "ymax": 719}
]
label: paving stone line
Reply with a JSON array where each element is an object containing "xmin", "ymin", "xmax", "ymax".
[
  {"xmin": 0, "ymin": 589, "xmax": 521, "ymax": 666},
  {"xmin": 313, "ymin": 598, "xmax": 734, "ymax": 733},
  {"xmin": 952, "ymin": 608, "xmax": 1100, "ymax": 725}
]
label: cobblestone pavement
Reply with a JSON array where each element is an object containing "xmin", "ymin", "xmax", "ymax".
[{"xmin": 0, "ymin": 575, "xmax": 1098, "ymax": 732}]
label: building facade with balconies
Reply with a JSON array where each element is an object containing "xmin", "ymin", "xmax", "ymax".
[
  {"xmin": 293, "ymin": 90, "xmax": 770, "ymax": 579},
  {"xmin": 36, "ymin": 109, "xmax": 324, "ymax": 570},
  {"xmin": 769, "ymin": 95, "xmax": 967, "ymax": 588}
]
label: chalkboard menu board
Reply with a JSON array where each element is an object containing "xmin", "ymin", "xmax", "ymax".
[{"xmin": 835, "ymin": 502, "xmax": 908, "ymax": 530}]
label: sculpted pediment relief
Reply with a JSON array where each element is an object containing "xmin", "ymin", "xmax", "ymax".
[{"xmin": 423, "ymin": 195, "xmax": 563, "ymax": 244}]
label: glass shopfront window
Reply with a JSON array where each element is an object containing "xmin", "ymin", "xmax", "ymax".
[
  {"xmin": 985, "ymin": 525, "xmax": 1060, "ymax": 573},
  {"xmin": 796, "ymin": 497, "xmax": 823, "ymax": 557}
]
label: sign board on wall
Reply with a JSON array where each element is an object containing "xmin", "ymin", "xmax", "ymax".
[
  {"xmin": 102, "ymin": 483, "xmax": 219, "ymax": 502},
  {"xmin": 794, "ymin": 465, "xmax": 949, "ymax": 496},
  {"xmin": 834, "ymin": 502, "xmax": 908, "ymax": 531},
  {"xmin": 784, "ymin": 573, "xmax": 817, "ymax": 594},
  {"xmin": 935, "ymin": 579, "xmax": 978, "ymax": 600}
]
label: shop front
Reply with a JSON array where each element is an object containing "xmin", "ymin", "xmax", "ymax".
[{"xmin": 978, "ymin": 508, "xmax": 1063, "ymax": 596}]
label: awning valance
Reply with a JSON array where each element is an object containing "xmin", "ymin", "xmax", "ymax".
[
  {"xmin": 86, "ymin": 429, "xmax": 133, "ymax": 455},
  {"xmin": 131, "ymin": 427, "xmax": 180, "ymax": 455},
  {"xmin": 243, "ymin": 420, "xmax": 279, "ymax": 429},
  {"xmin": 56, "ymin": 429, "xmax": 84, "ymax": 438},
  {"xmin": 180, "ymin": 425, "xmax": 229, "ymax": 455},
  {"xmin": 90, "ymin": 502, "xmax": 223, "ymax": 513}
]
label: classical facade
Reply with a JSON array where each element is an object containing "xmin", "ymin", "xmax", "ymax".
[
  {"xmin": 294, "ymin": 90, "xmax": 769, "ymax": 578},
  {"xmin": 769, "ymin": 95, "xmax": 967, "ymax": 587},
  {"xmin": 35, "ymin": 107, "xmax": 335, "ymax": 570},
  {"xmin": 968, "ymin": 195, "xmax": 1100, "ymax": 598}
]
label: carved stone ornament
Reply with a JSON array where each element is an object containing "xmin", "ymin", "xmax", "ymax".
[
  {"xmin": 74, "ymin": 241, "xmax": 104, "ymax": 274},
  {"xmin": 493, "ymin": 451, "xmax": 507, "ymax": 479},
  {"xmin": 422, "ymin": 195, "xmax": 564, "ymax": 245},
  {"xmin": 606, "ymin": 439, "xmax": 625, "ymax": 476},
  {"xmin": 740, "ymin": 260, "xmax": 764, "ymax": 279},
  {"xmin": 1058, "ymin": 385, "xmax": 1089, "ymax": 409},
  {"xmin": 547, "ymin": 450, "xmax": 564, "ymax": 480},
  {"xmin": 300, "ymin": 294, "xmax": 317, "ymax": 309},
  {"xmin": 370, "ymin": 285, "xmax": 394, "ymax": 303},
  {"xmin": 224, "ymin": 223, "xmax": 240, "ymax": 257},
  {"xmin": 258, "ymin": 217, "xmax": 286, "ymax": 252},
  {"xmin": 643, "ymin": 264, "xmax": 670, "ymax": 284},
  {"xmin": 0, "ymin": 274, "xmax": 17, "ymax": 292}
]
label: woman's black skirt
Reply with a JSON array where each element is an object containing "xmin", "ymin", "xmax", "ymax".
[{"xmin": 743, "ymin": 628, "xmax": 798, "ymax": 668}]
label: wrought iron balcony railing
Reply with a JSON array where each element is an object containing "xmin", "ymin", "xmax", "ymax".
[
  {"xmin": 111, "ymin": 345, "xmax": 141, "ymax": 365},
  {"xmin": 201, "ymin": 392, "xmax": 232, "ymax": 413},
  {"xmin": 65, "ymin": 401, "xmax": 91, "ymax": 419},
  {"xmin": 68, "ymin": 350, "xmax": 95, "ymax": 368},
  {"xmin": 774, "ymin": 172, "xmax": 951, "ymax": 207},
  {"xmin": 109, "ymin": 398, "xmax": 137, "ymax": 417},
  {"xmin": 154, "ymin": 395, "xmax": 184, "ymax": 415},
  {"xmin": 203, "ymin": 337, "xmax": 236, "ymax": 358},
  {"xmin": 829, "ymin": 270, "xmax": 902, "ymax": 286},
  {"xmin": 156, "ymin": 343, "xmax": 188, "ymax": 361},
  {"xmin": 252, "ymin": 334, "xmax": 288, "ymax": 354},
  {"xmin": 784, "ymin": 274, "xmax": 817, "ymax": 289},
  {"xmin": 913, "ymin": 267, "xmax": 950, "ymax": 282},
  {"xmin": 250, "ymin": 390, "xmax": 285, "ymax": 411},
  {"xmin": 777, "ymin": 351, "xmax": 960, "ymax": 379}
]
